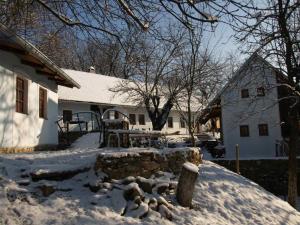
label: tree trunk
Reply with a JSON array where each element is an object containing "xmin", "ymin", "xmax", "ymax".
[
  {"xmin": 147, "ymin": 99, "xmax": 173, "ymax": 131},
  {"xmin": 176, "ymin": 162, "xmax": 199, "ymax": 207},
  {"xmin": 288, "ymin": 113, "xmax": 299, "ymax": 208}
]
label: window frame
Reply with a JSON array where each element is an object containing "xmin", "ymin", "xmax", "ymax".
[
  {"xmin": 39, "ymin": 87, "xmax": 47, "ymax": 119},
  {"xmin": 180, "ymin": 117, "xmax": 185, "ymax": 128},
  {"xmin": 138, "ymin": 114, "xmax": 145, "ymax": 125},
  {"xmin": 167, "ymin": 117, "xmax": 173, "ymax": 128},
  {"xmin": 240, "ymin": 125, "xmax": 250, "ymax": 137},
  {"xmin": 258, "ymin": 124, "xmax": 269, "ymax": 136},
  {"xmin": 63, "ymin": 110, "xmax": 73, "ymax": 123},
  {"xmin": 129, "ymin": 114, "xmax": 136, "ymax": 125},
  {"xmin": 257, "ymin": 87, "xmax": 265, "ymax": 97},
  {"xmin": 241, "ymin": 89, "xmax": 249, "ymax": 98},
  {"xmin": 16, "ymin": 76, "xmax": 28, "ymax": 114}
]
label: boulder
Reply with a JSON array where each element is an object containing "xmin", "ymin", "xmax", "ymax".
[
  {"xmin": 136, "ymin": 177, "xmax": 153, "ymax": 194},
  {"xmin": 123, "ymin": 182, "xmax": 144, "ymax": 201}
]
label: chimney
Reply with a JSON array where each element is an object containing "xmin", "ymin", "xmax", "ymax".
[{"xmin": 89, "ymin": 66, "xmax": 95, "ymax": 73}]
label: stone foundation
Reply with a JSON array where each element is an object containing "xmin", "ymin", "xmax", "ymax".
[
  {"xmin": 0, "ymin": 145, "xmax": 58, "ymax": 154},
  {"xmin": 94, "ymin": 147, "xmax": 202, "ymax": 179}
]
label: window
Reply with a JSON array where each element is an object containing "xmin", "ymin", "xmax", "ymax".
[
  {"xmin": 241, "ymin": 89, "xmax": 249, "ymax": 98},
  {"xmin": 168, "ymin": 117, "xmax": 173, "ymax": 128},
  {"xmin": 180, "ymin": 117, "xmax": 185, "ymax": 128},
  {"xmin": 63, "ymin": 110, "xmax": 72, "ymax": 123},
  {"xmin": 257, "ymin": 87, "xmax": 265, "ymax": 96},
  {"xmin": 129, "ymin": 114, "xmax": 136, "ymax": 125},
  {"xmin": 114, "ymin": 111, "xmax": 119, "ymax": 119},
  {"xmin": 16, "ymin": 77, "xmax": 28, "ymax": 114},
  {"xmin": 139, "ymin": 114, "xmax": 145, "ymax": 125},
  {"xmin": 258, "ymin": 124, "xmax": 269, "ymax": 136},
  {"xmin": 39, "ymin": 87, "xmax": 47, "ymax": 118},
  {"xmin": 240, "ymin": 125, "xmax": 249, "ymax": 137}
]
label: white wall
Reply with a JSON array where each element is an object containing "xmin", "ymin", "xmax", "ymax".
[
  {"xmin": 0, "ymin": 50, "xmax": 59, "ymax": 148},
  {"xmin": 58, "ymin": 101, "xmax": 189, "ymax": 134},
  {"xmin": 221, "ymin": 58, "xmax": 282, "ymax": 158}
]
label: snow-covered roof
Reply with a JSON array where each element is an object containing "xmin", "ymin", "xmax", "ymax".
[
  {"xmin": 58, "ymin": 69, "xmax": 135, "ymax": 106},
  {"xmin": 0, "ymin": 24, "xmax": 80, "ymax": 88}
]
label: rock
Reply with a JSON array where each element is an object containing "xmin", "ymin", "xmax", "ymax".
[
  {"xmin": 126, "ymin": 200, "xmax": 139, "ymax": 211},
  {"xmin": 102, "ymin": 182, "xmax": 113, "ymax": 190},
  {"xmin": 126, "ymin": 202, "xmax": 149, "ymax": 218},
  {"xmin": 6, "ymin": 188, "xmax": 29, "ymax": 202},
  {"xmin": 88, "ymin": 180, "xmax": 102, "ymax": 192},
  {"xmin": 153, "ymin": 183, "xmax": 169, "ymax": 195},
  {"xmin": 157, "ymin": 196, "xmax": 173, "ymax": 210},
  {"xmin": 136, "ymin": 177, "xmax": 153, "ymax": 194},
  {"xmin": 158, "ymin": 204, "xmax": 173, "ymax": 221},
  {"xmin": 148, "ymin": 197, "xmax": 158, "ymax": 211},
  {"xmin": 17, "ymin": 179, "xmax": 30, "ymax": 186},
  {"xmin": 169, "ymin": 181, "xmax": 177, "ymax": 190},
  {"xmin": 38, "ymin": 184, "xmax": 55, "ymax": 197},
  {"xmin": 123, "ymin": 182, "xmax": 144, "ymax": 201},
  {"xmin": 134, "ymin": 195, "xmax": 142, "ymax": 205},
  {"xmin": 31, "ymin": 167, "xmax": 90, "ymax": 181},
  {"xmin": 110, "ymin": 189, "xmax": 127, "ymax": 215},
  {"xmin": 122, "ymin": 176, "xmax": 136, "ymax": 185}
]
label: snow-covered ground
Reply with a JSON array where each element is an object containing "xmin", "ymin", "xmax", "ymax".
[
  {"xmin": 1, "ymin": 147, "xmax": 300, "ymax": 225},
  {"xmin": 71, "ymin": 132, "xmax": 101, "ymax": 149}
]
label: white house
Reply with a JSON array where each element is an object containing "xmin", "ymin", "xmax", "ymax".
[
  {"xmin": 58, "ymin": 69, "xmax": 189, "ymax": 134},
  {"xmin": 0, "ymin": 25, "xmax": 80, "ymax": 153},
  {"xmin": 201, "ymin": 53, "xmax": 291, "ymax": 158}
]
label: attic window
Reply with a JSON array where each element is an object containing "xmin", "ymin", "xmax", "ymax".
[
  {"xmin": 257, "ymin": 87, "xmax": 265, "ymax": 96},
  {"xmin": 258, "ymin": 124, "xmax": 268, "ymax": 136},
  {"xmin": 240, "ymin": 125, "xmax": 249, "ymax": 137},
  {"xmin": 241, "ymin": 89, "xmax": 249, "ymax": 98}
]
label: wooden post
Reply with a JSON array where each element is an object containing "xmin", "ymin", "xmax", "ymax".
[
  {"xmin": 235, "ymin": 144, "xmax": 240, "ymax": 174},
  {"xmin": 176, "ymin": 162, "xmax": 199, "ymax": 207}
]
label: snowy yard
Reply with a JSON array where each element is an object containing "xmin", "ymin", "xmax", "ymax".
[{"xmin": 0, "ymin": 146, "xmax": 300, "ymax": 225}]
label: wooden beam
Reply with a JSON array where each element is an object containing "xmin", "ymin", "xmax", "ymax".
[
  {"xmin": 21, "ymin": 59, "xmax": 44, "ymax": 69},
  {"xmin": 0, "ymin": 42, "xmax": 26, "ymax": 55},
  {"xmin": 48, "ymin": 76, "xmax": 64, "ymax": 81},
  {"xmin": 36, "ymin": 69, "xmax": 55, "ymax": 77},
  {"xmin": 56, "ymin": 82, "xmax": 73, "ymax": 88}
]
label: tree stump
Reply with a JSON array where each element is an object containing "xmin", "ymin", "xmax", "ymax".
[{"xmin": 176, "ymin": 162, "xmax": 199, "ymax": 207}]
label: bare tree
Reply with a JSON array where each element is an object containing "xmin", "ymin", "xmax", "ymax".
[
  {"xmin": 175, "ymin": 27, "xmax": 224, "ymax": 146},
  {"xmin": 232, "ymin": 0, "xmax": 300, "ymax": 207},
  {"xmin": 111, "ymin": 28, "xmax": 185, "ymax": 130}
]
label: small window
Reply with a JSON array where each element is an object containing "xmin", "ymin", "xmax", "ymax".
[
  {"xmin": 114, "ymin": 111, "xmax": 119, "ymax": 119},
  {"xmin": 139, "ymin": 114, "xmax": 145, "ymax": 125},
  {"xmin": 16, "ymin": 77, "xmax": 28, "ymax": 114},
  {"xmin": 39, "ymin": 87, "xmax": 47, "ymax": 118},
  {"xmin": 257, "ymin": 87, "xmax": 265, "ymax": 96},
  {"xmin": 63, "ymin": 110, "xmax": 72, "ymax": 123},
  {"xmin": 241, "ymin": 89, "xmax": 249, "ymax": 98},
  {"xmin": 168, "ymin": 117, "xmax": 173, "ymax": 128},
  {"xmin": 180, "ymin": 117, "xmax": 185, "ymax": 128},
  {"xmin": 129, "ymin": 114, "xmax": 136, "ymax": 125},
  {"xmin": 240, "ymin": 125, "xmax": 249, "ymax": 137},
  {"xmin": 258, "ymin": 124, "xmax": 268, "ymax": 136}
]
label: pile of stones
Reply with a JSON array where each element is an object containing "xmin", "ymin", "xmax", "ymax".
[{"xmin": 88, "ymin": 172, "xmax": 178, "ymax": 221}]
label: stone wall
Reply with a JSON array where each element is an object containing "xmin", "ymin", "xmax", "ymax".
[
  {"xmin": 212, "ymin": 158, "xmax": 300, "ymax": 196},
  {"xmin": 0, "ymin": 145, "xmax": 58, "ymax": 154},
  {"xmin": 94, "ymin": 148, "xmax": 202, "ymax": 179}
]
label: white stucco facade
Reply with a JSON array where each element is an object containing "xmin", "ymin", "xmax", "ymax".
[
  {"xmin": 58, "ymin": 101, "xmax": 189, "ymax": 134},
  {"xmin": 0, "ymin": 50, "xmax": 58, "ymax": 148},
  {"xmin": 221, "ymin": 56, "xmax": 283, "ymax": 158}
]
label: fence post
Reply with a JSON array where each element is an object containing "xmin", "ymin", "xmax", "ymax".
[{"xmin": 235, "ymin": 144, "xmax": 240, "ymax": 174}]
